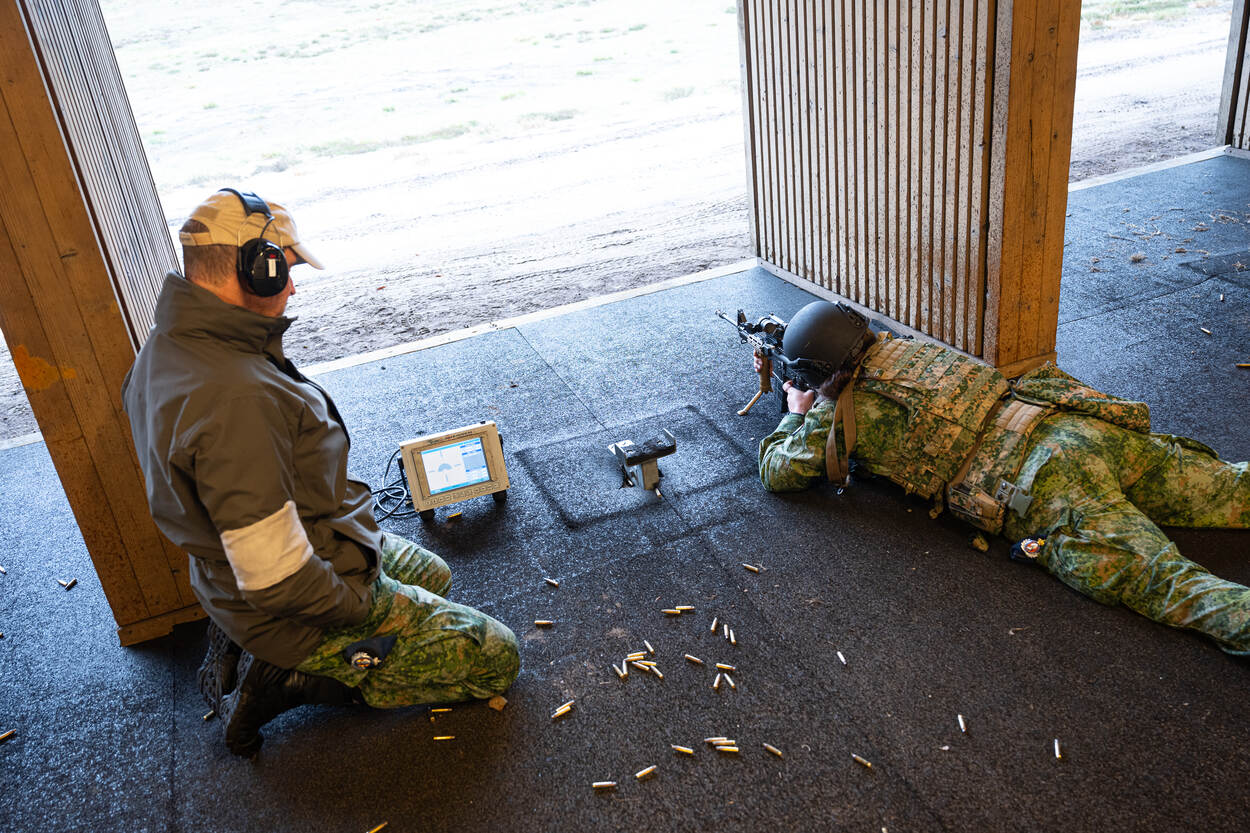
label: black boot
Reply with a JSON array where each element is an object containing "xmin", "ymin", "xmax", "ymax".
[
  {"xmin": 219, "ymin": 651, "xmax": 362, "ymax": 758},
  {"xmin": 197, "ymin": 620, "xmax": 242, "ymax": 713}
]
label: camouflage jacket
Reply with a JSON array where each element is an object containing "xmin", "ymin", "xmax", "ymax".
[{"xmin": 758, "ymin": 338, "xmax": 1152, "ymax": 532}]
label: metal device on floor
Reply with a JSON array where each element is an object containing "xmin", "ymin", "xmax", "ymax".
[
  {"xmin": 609, "ymin": 428, "xmax": 676, "ymax": 498},
  {"xmin": 399, "ymin": 421, "xmax": 509, "ymax": 522}
]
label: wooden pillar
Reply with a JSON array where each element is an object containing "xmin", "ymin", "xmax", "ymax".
[
  {"xmin": 0, "ymin": 0, "xmax": 202, "ymax": 644},
  {"xmin": 1219, "ymin": 0, "xmax": 1249, "ymax": 150},
  {"xmin": 738, "ymin": 0, "xmax": 1080, "ymax": 374}
]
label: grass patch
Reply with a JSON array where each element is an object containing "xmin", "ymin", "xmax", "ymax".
[
  {"xmin": 520, "ymin": 109, "xmax": 579, "ymax": 124},
  {"xmin": 307, "ymin": 123, "xmax": 475, "ymax": 158},
  {"xmin": 663, "ymin": 86, "xmax": 694, "ymax": 101},
  {"xmin": 576, "ymin": 70, "xmax": 593, "ymax": 76},
  {"xmin": 1081, "ymin": 0, "xmax": 1195, "ymax": 24}
]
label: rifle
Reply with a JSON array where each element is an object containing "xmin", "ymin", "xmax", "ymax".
[{"xmin": 715, "ymin": 309, "xmax": 804, "ymax": 415}]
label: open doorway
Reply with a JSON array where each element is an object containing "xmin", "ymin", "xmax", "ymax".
[
  {"xmin": 96, "ymin": 0, "xmax": 752, "ymax": 369},
  {"xmin": 1070, "ymin": 1, "xmax": 1234, "ymax": 182}
]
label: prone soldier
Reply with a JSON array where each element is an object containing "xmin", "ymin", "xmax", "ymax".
[{"xmin": 736, "ymin": 301, "xmax": 1250, "ymax": 655}]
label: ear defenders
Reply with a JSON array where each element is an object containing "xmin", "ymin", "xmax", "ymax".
[{"xmin": 220, "ymin": 188, "xmax": 290, "ymax": 297}]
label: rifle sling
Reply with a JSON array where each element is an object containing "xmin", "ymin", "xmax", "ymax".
[{"xmin": 825, "ymin": 371, "xmax": 859, "ymax": 486}]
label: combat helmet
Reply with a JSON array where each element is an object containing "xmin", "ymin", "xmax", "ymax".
[{"xmin": 780, "ymin": 301, "xmax": 870, "ymax": 389}]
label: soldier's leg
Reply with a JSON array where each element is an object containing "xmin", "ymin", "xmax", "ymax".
[
  {"xmin": 296, "ymin": 575, "xmax": 519, "ymax": 707},
  {"xmin": 1119, "ymin": 433, "xmax": 1250, "ymax": 529},
  {"xmin": 379, "ymin": 532, "xmax": 452, "ymax": 596},
  {"xmin": 1006, "ymin": 427, "xmax": 1250, "ymax": 655}
]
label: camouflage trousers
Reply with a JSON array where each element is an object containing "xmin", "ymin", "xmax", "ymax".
[
  {"xmin": 1003, "ymin": 414, "xmax": 1250, "ymax": 655},
  {"xmin": 295, "ymin": 534, "xmax": 520, "ymax": 707}
]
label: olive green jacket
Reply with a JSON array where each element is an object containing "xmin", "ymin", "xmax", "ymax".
[{"xmin": 122, "ymin": 273, "xmax": 382, "ymax": 668}]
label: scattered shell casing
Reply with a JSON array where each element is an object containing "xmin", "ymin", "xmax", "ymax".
[
  {"xmin": 957, "ymin": 714, "xmax": 966, "ymax": 733},
  {"xmin": 674, "ymin": 605, "xmax": 694, "ymax": 611},
  {"xmin": 715, "ymin": 663, "xmax": 736, "ymax": 671},
  {"xmin": 713, "ymin": 673, "xmax": 722, "ymax": 690},
  {"xmin": 202, "ymin": 710, "xmax": 215, "ymax": 721},
  {"xmin": 704, "ymin": 737, "xmax": 729, "ymax": 744},
  {"xmin": 366, "ymin": 823, "xmax": 388, "ymax": 833},
  {"xmin": 852, "ymin": 753, "xmax": 872, "ymax": 768},
  {"xmin": 635, "ymin": 765, "xmax": 657, "ymax": 779},
  {"xmin": 534, "ymin": 620, "xmax": 554, "ymax": 627},
  {"xmin": 684, "ymin": 654, "xmax": 704, "ymax": 665},
  {"xmin": 555, "ymin": 699, "xmax": 575, "ymax": 712},
  {"xmin": 0, "ymin": 729, "xmax": 14, "ymax": 743},
  {"xmin": 0, "ymin": 565, "xmax": 6, "ymax": 573},
  {"xmin": 613, "ymin": 664, "xmax": 626, "ymax": 680},
  {"xmin": 662, "ymin": 609, "xmax": 682, "ymax": 616},
  {"xmin": 671, "ymin": 745, "xmax": 694, "ymax": 755},
  {"xmin": 652, "ymin": 668, "xmax": 664, "ymax": 680},
  {"xmin": 433, "ymin": 736, "xmax": 455, "ymax": 741},
  {"xmin": 430, "ymin": 708, "xmax": 452, "ymax": 713},
  {"xmin": 710, "ymin": 617, "xmax": 719, "ymax": 632},
  {"xmin": 724, "ymin": 674, "xmax": 736, "ymax": 690},
  {"xmin": 836, "ymin": 651, "xmax": 846, "ymax": 665},
  {"xmin": 545, "ymin": 578, "xmax": 560, "ymax": 587},
  {"xmin": 625, "ymin": 651, "xmax": 647, "ymax": 661},
  {"xmin": 729, "ymin": 629, "xmax": 736, "ymax": 645},
  {"xmin": 1054, "ymin": 739, "xmax": 1062, "ymax": 759},
  {"xmin": 1201, "ymin": 327, "xmax": 1213, "ymax": 335},
  {"xmin": 592, "ymin": 781, "xmax": 617, "ymax": 790},
  {"xmin": 57, "ymin": 579, "xmax": 68, "ymax": 587},
  {"xmin": 644, "ymin": 639, "xmax": 655, "ymax": 655},
  {"xmin": 716, "ymin": 745, "xmax": 740, "ymax": 753},
  {"xmin": 447, "ymin": 511, "xmax": 463, "ymax": 520},
  {"xmin": 742, "ymin": 563, "xmax": 760, "ymax": 573},
  {"xmin": 712, "ymin": 739, "xmax": 736, "ymax": 747},
  {"xmin": 637, "ymin": 660, "xmax": 657, "ymax": 668},
  {"xmin": 630, "ymin": 661, "xmax": 650, "ymax": 672},
  {"xmin": 551, "ymin": 707, "xmax": 572, "ymax": 719},
  {"xmin": 723, "ymin": 624, "xmax": 730, "ymax": 639},
  {"xmin": 763, "ymin": 743, "xmax": 784, "ymax": 758},
  {"xmin": 64, "ymin": 578, "xmax": 77, "ymax": 591}
]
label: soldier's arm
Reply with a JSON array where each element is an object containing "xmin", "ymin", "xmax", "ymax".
[
  {"xmin": 187, "ymin": 394, "xmax": 372, "ymax": 629},
  {"xmin": 758, "ymin": 401, "xmax": 835, "ymax": 492}
]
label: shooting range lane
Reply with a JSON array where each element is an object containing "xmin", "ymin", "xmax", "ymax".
[
  {"xmin": 1059, "ymin": 152, "xmax": 1250, "ymax": 455},
  {"xmin": 1, "ymin": 154, "xmax": 1249, "ymax": 831}
]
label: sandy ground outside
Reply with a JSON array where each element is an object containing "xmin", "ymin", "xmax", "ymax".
[{"xmin": 0, "ymin": 0, "xmax": 1238, "ymax": 442}]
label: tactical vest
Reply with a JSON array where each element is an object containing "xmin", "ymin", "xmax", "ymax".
[{"xmin": 851, "ymin": 338, "xmax": 1009, "ymax": 500}]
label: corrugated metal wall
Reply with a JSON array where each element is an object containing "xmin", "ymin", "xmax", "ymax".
[
  {"xmin": 1220, "ymin": 0, "xmax": 1250, "ymax": 150},
  {"xmin": 21, "ymin": 0, "xmax": 176, "ymax": 349},
  {"xmin": 739, "ymin": 0, "xmax": 1080, "ymax": 370}
]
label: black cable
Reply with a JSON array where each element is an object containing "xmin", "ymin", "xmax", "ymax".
[{"xmin": 371, "ymin": 447, "xmax": 417, "ymax": 521}]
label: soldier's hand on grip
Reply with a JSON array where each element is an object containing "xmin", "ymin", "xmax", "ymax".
[{"xmin": 783, "ymin": 381, "xmax": 816, "ymax": 416}]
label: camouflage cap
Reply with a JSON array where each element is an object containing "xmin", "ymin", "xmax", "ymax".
[{"xmin": 179, "ymin": 189, "xmax": 324, "ymax": 269}]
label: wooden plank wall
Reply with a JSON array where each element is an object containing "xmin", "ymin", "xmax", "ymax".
[
  {"xmin": 1219, "ymin": 0, "xmax": 1249, "ymax": 151},
  {"xmin": 22, "ymin": 0, "xmax": 177, "ymax": 348},
  {"xmin": 739, "ymin": 0, "xmax": 1079, "ymax": 371},
  {"xmin": 0, "ymin": 0, "xmax": 201, "ymax": 644}
]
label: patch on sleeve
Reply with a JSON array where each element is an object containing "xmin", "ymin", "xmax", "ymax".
[{"xmin": 219, "ymin": 500, "xmax": 313, "ymax": 591}]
